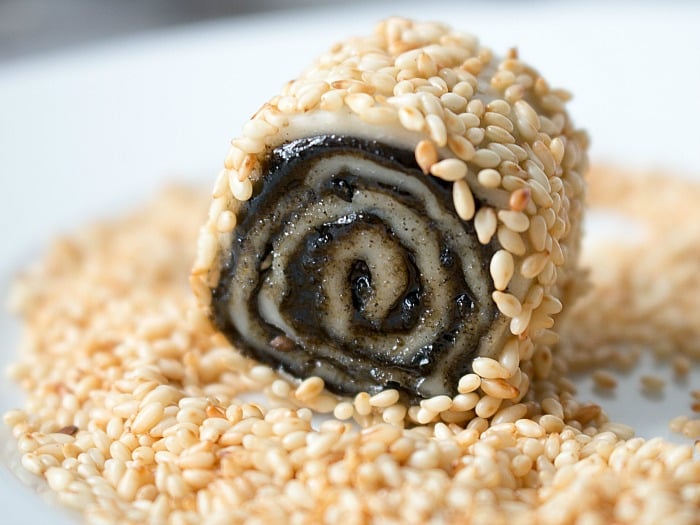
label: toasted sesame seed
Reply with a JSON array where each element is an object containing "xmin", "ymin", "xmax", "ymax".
[
  {"xmin": 501, "ymin": 174, "xmax": 527, "ymax": 192},
  {"xmin": 414, "ymin": 139, "xmax": 438, "ymax": 174},
  {"xmin": 354, "ymin": 392, "xmax": 372, "ymax": 416},
  {"xmin": 131, "ymin": 403, "xmax": 164, "ymax": 434},
  {"xmin": 345, "ymin": 92, "xmax": 374, "ymax": 114},
  {"xmin": 440, "ymin": 92, "xmax": 468, "ymax": 113},
  {"xmin": 477, "ymin": 168, "xmax": 502, "ymax": 188},
  {"xmin": 532, "ymin": 140, "xmax": 556, "ymax": 176},
  {"xmin": 509, "ymin": 188, "xmax": 531, "ymax": 212},
  {"xmin": 430, "ymin": 158, "xmax": 467, "ymax": 181},
  {"xmin": 457, "ymin": 373, "xmax": 481, "ymax": 394},
  {"xmin": 421, "ymin": 395, "xmax": 453, "ymax": 413},
  {"xmin": 498, "ymin": 210, "xmax": 530, "ymax": 233},
  {"xmin": 369, "ymin": 389, "xmax": 400, "ymax": 408},
  {"xmin": 473, "ymin": 148, "xmax": 501, "ymax": 168},
  {"xmin": 475, "ymin": 396, "xmax": 502, "ymax": 419},
  {"xmin": 520, "ymin": 252, "xmax": 550, "ymax": 279},
  {"xmin": 397, "ymin": 105, "xmax": 426, "ymax": 131},
  {"xmin": 415, "ymin": 407, "xmax": 438, "ymax": 425},
  {"xmin": 480, "ymin": 378, "xmax": 519, "ymax": 399},
  {"xmin": 492, "ymin": 291, "xmax": 523, "ymax": 318},
  {"xmin": 228, "ymin": 170, "xmax": 253, "ymax": 201},
  {"xmin": 490, "ymin": 250, "xmax": 515, "ymax": 291},
  {"xmin": 360, "ymin": 106, "xmax": 397, "ymax": 125},
  {"xmin": 486, "ymin": 125, "xmax": 515, "ymax": 144},
  {"xmin": 425, "ymin": 114, "xmax": 448, "ymax": 147},
  {"xmin": 466, "ymin": 126, "xmax": 485, "ymax": 146},
  {"xmin": 497, "ymin": 225, "xmax": 526, "ymax": 256},
  {"xmin": 447, "ymin": 134, "xmax": 476, "ymax": 161},
  {"xmin": 452, "ymin": 179, "xmax": 475, "ymax": 220},
  {"xmin": 474, "ymin": 207, "xmax": 497, "ymax": 244},
  {"xmin": 295, "ymin": 377, "xmax": 325, "ymax": 402}
]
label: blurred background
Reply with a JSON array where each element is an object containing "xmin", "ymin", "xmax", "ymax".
[{"xmin": 0, "ymin": 0, "xmax": 366, "ymax": 61}]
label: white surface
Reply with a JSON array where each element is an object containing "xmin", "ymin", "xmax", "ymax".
[{"xmin": 1, "ymin": 2, "xmax": 700, "ymax": 523}]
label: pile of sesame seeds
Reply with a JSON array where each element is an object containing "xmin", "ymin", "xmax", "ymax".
[
  {"xmin": 559, "ymin": 165, "xmax": 700, "ymax": 440},
  {"xmin": 192, "ymin": 17, "xmax": 588, "ymax": 417},
  {"xmin": 3, "ymin": 168, "xmax": 700, "ymax": 524}
]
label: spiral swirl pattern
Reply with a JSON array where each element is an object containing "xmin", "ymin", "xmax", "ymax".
[{"xmin": 212, "ymin": 135, "xmax": 499, "ymax": 399}]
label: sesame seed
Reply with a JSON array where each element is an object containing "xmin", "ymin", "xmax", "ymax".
[
  {"xmin": 520, "ymin": 252, "xmax": 550, "ymax": 279},
  {"xmin": 477, "ymin": 168, "xmax": 502, "ymax": 188},
  {"xmin": 440, "ymin": 92, "xmax": 468, "ymax": 113},
  {"xmin": 353, "ymin": 392, "xmax": 372, "ymax": 416},
  {"xmin": 421, "ymin": 395, "xmax": 453, "ymax": 413},
  {"xmin": 497, "ymin": 225, "xmax": 527, "ymax": 256},
  {"xmin": 474, "ymin": 207, "xmax": 498, "ymax": 244},
  {"xmin": 452, "ymin": 179, "xmax": 475, "ymax": 220},
  {"xmin": 430, "ymin": 158, "xmax": 467, "ymax": 181},
  {"xmin": 451, "ymin": 392, "xmax": 480, "ymax": 411},
  {"xmin": 509, "ymin": 188, "xmax": 531, "ymax": 212},
  {"xmin": 640, "ymin": 375, "xmax": 666, "ymax": 393},
  {"xmin": 228, "ymin": 170, "xmax": 253, "ymax": 201},
  {"xmin": 490, "ymin": 250, "xmax": 515, "ymax": 291},
  {"xmin": 415, "ymin": 407, "xmax": 438, "ymax": 425},
  {"xmin": 131, "ymin": 403, "xmax": 164, "ymax": 434},
  {"xmin": 592, "ymin": 370, "xmax": 618, "ymax": 390},
  {"xmin": 360, "ymin": 106, "xmax": 398, "ymax": 125},
  {"xmin": 466, "ymin": 127, "xmax": 485, "ymax": 146},
  {"xmin": 480, "ymin": 378, "xmax": 519, "ymax": 399},
  {"xmin": 498, "ymin": 210, "xmax": 530, "ymax": 233},
  {"xmin": 472, "ymin": 148, "xmax": 501, "ymax": 168},
  {"xmin": 295, "ymin": 377, "xmax": 325, "ymax": 402},
  {"xmin": 457, "ymin": 374, "xmax": 481, "ymax": 394},
  {"xmin": 447, "ymin": 134, "xmax": 476, "ymax": 161},
  {"xmin": 475, "ymin": 395, "xmax": 501, "ymax": 418},
  {"xmin": 425, "ymin": 114, "xmax": 448, "ymax": 147},
  {"xmin": 492, "ymin": 291, "xmax": 523, "ymax": 318},
  {"xmin": 398, "ymin": 105, "xmax": 426, "ymax": 131},
  {"xmin": 345, "ymin": 92, "xmax": 374, "ymax": 114},
  {"xmin": 369, "ymin": 389, "xmax": 400, "ymax": 408},
  {"xmin": 414, "ymin": 139, "xmax": 438, "ymax": 174}
]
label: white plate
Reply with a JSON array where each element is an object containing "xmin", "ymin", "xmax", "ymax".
[{"xmin": 1, "ymin": 2, "xmax": 699, "ymax": 523}]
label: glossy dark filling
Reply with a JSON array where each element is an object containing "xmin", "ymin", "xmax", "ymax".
[{"xmin": 211, "ymin": 135, "xmax": 498, "ymax": 401}]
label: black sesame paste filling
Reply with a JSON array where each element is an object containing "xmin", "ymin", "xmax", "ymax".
[{"xmin": 212, "ymin": 135, "xmax": 498, "ymax": 401}]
